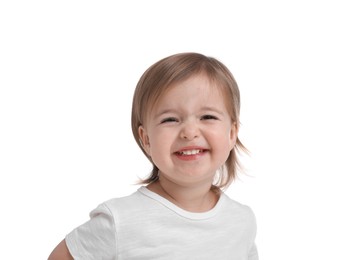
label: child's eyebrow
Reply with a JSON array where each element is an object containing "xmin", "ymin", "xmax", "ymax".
[
  {"xmin": 154, "ymin": 109, "xmax": 177, "ymax": 118},
  {"xmin": 154, "ymin": 106, "xmax": 225, "ymax": 118},
  {"xmin": 200, "ymin": 106, "xmax": 225, "ymax": 115}
]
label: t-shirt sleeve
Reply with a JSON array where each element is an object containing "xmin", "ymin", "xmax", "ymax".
[
  {"xmin": 247, "ymin": 206, "xmax": 258, "ymax": 260},
  {"xmin": 248, "ymin": 243, "xmax": 258, "ymax": 260},
  {"xmin": 65, "ymin": 203, "xmax": 117, "ymax": 260}
]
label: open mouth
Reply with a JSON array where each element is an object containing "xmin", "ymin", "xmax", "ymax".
[{"xmin": 175, "ymin": 149, "xmax": 206, "ymax": 156}]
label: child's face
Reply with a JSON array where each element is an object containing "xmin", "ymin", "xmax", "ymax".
[{"xmin": 139, "ymin": 74, "xmax": 237, "ymax": 187}]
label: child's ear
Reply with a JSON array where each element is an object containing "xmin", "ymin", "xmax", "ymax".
[
  {"xmin": 229, "ymin": 122, "xmax": 239, "ymax": 148},
  {"xmin": 138, "ymin": 125, "xmax": 151, "ymax": 155}
]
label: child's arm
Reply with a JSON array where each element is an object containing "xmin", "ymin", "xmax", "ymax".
[{"xmin": 48, "ymin": 239, "xmax": 73, "ymax": 260}]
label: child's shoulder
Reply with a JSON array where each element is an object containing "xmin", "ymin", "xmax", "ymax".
[
  {"xmin": 86, "ymin": 189, "xmax": 144, "ymax": 223},
  {"xmin": 221, "ymin": 192, "xmax": 256, "ymax": 220},
  {"xmin": 102, "ymin": 188, "xmax": 145, "ymax": 208}
]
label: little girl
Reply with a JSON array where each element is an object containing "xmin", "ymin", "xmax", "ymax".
[{"xmin": 49, "ymin": 52, "xmax": 258, "ymax": 259}]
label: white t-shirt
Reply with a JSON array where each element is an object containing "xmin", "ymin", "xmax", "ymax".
[{"xmin": 66, "ymin": 187, "xmax": 258, "ymax": 260}]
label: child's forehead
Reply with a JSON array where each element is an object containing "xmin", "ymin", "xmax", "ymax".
[
  {"xmin": 169, "ymin": 75, "xmax": 212, "ymax": 92},
  {"xmin": 162, "ymin": 73, "xmax": 227, "ymax": 99},
  {"xmin": 151, "ymin": 74, "xmax": 229, "ymax": 110}
]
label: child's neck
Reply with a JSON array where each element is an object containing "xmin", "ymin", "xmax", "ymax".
[{"xmin": 147, "ymin": 177, "xmax": 220, "ymax": 213}]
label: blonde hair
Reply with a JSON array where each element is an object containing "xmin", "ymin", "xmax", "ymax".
[{"xmin": 131, "ymin": 52, "xmax": 247, "ymax": 190}]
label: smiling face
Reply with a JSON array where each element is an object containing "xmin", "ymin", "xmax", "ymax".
[{"xmin": 138, "ymin": 73, "xmax": 238, "ymax": 187}]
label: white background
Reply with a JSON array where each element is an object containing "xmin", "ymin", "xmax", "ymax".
[{"xmin": 1, "ymin": 1, "xmax": 339, "ymax": 259}]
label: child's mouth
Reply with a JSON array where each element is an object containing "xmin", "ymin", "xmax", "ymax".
[{"xmin": 176, "ymin": 149, "xmax": 204, "ymax": 156}]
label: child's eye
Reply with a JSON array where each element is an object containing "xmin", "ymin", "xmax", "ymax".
[
  {"xmin": 201, "ymin": 115, "xmax": 218, "ymax": 120},
  {"xmin": 160, "ymin": 117, "xmax": 178, "ymax": 124}
]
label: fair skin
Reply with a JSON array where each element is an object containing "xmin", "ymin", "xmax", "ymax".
[
  {"xmin": 48, "ymin": 239, "xmax": 73, "ymax": 260},
  {"xmin": 48, "ymin": 73, "xmax": 238, "ymax": 259},
  {"xmin": 139, "ymin": 73, "xmax": 237, "ymax": 212}
]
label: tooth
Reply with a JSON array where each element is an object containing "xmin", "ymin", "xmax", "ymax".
[{"xmin": 181, "ymin": 149, "xmax": 201, "ymax": 155}]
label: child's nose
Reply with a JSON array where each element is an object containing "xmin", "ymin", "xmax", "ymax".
[{"xmin": 180, "ymin": 121, "xmax": 200, "ymax": 141}]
